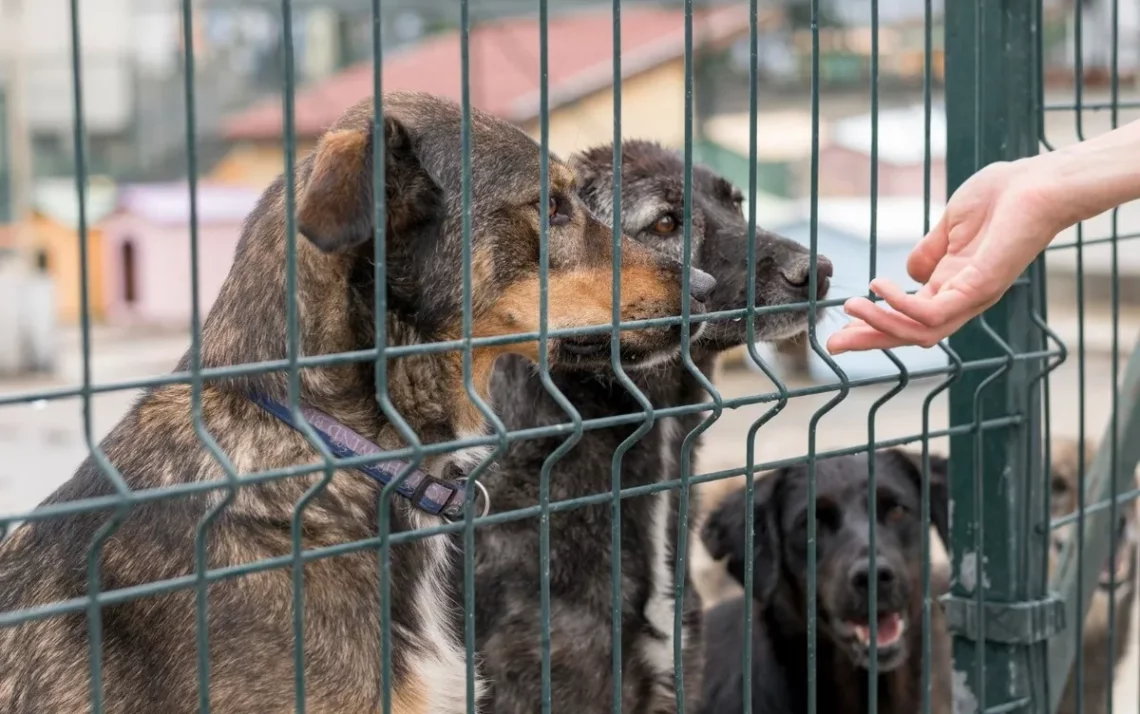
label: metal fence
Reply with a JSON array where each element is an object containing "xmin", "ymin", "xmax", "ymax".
[{"xmin": 0, "ymin": 0, "xmax": 1137, "ymax": 712}]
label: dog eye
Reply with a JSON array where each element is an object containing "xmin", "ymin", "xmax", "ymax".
[
  {"xmin": 816, "ymin": 503, "xmax": 841, "ymax": 530},
  {"xmin": 652, "ymin": 215, "xmax": 678, "ymax": 234},
  {"xmin": 1051, "ymin": 476, "xmax": 1068, "ymax": 496},
  {"xmin": 884, "ymin": 503, "xmax": 908, "ymax": 522}
]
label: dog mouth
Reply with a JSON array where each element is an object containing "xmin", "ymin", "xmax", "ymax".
[
  {"xmin": 838, "ymin": 612, "xmax": 908, "ymax": 670},
  {"xmin": 556, "ymin": 323, "xmax": 706, "ymax": 365},
  {"xmin": 714, "ymin": 302, "xmax": 827, "ymax": 345},
  {"xmin": 559, "ymin": 335, "xmax": 610, "ymax": 356}
]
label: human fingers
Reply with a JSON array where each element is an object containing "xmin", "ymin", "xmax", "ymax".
[
  {"xmin": 840, "ymin": 294, "xmax": 951, "ymax": 349},
  {"xmin": 826, "ymin": 322, "xmax": 919, "ymax": 355},
  {"xmin": 867, "ymin": 278, "xmax": 988, "ymax": 330},
  {"xmin": 906, "ymin": 218, "xmax": 950, "ymax": 284}
]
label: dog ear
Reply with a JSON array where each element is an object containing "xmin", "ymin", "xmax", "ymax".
[
  {"xmin": 700, "ymin": 471, "xmax": 784, "ymax": 605},
  {"xmin": 883, "ymin": 448, "xmax": 950, "ymax": 546},
  {"xmin": 567, "ymin": 146, "xmax": 608, "ymax": 190},
  {"xmin": 297, "ymin": 115, "xmax": 429, "ymax": 253}
]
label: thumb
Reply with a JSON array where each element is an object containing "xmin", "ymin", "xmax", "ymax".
[{"xmin": 907, "ymin": 218, "xmax": 950, "ymax": 284}]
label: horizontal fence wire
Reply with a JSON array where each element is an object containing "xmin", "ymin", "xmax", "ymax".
[{"xmin": 2, "ymin": 0, "xmax": 1133, "ymax": 713}]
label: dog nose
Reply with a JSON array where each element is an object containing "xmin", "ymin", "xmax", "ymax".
[
  {"xmin": 781, "ymin": 256, "xmax": 832, "ymax": 301},
  {"xmin": 688, "ymin": 268, "xmax": 717, "ymax": 303},
  {"xmin": 848, "ymin": 559, "xmax": 896, "ymax": 594}
]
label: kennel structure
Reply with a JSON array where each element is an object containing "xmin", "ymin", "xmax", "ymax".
[{"xmin": 0, "ymin": 0, "xmax": 1136, "ymax": 713}]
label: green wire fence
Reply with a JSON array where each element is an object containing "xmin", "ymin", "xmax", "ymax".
[{"xmin": 0, "ymin": 0, "xmax": 1137, "ymax": 712}]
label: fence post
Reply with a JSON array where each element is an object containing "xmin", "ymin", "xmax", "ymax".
[{"xmin": 942, "ymin": 2, "xmax": 1056, "ymax": 713}]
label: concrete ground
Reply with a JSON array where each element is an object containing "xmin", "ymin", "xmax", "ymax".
[{"xmin": 0, "ymin": 325, "xmax": 1137, "ymax": 709}]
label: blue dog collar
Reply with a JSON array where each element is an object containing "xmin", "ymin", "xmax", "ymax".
[{"xmin": 248, "ymin": 393, "xmax": 487, "ymax": 521}]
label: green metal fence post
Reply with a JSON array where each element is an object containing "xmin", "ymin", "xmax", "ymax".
[{"xmin": 943, "ymin": 2, "xmax": 1057, "ymax": 712}]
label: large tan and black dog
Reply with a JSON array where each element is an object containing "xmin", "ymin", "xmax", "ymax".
[
  {"xmin": 0, "ymin": 92, "xmax": 706, "ymax": 714},
  {"xmin": 1050, "ymin": 438, "xmax": 1137, "ymax": 714}
]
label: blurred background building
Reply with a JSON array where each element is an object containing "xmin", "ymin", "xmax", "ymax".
[{"xmin": 0, "ymin": 0, "xmax": 1136, "ymax": 374}]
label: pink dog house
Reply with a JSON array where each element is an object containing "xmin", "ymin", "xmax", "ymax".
[{"xmin": 101, "ymin": 182, "xmax": 262, "ymax": 329}]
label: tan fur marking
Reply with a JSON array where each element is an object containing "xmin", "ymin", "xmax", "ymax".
[
  {"xmin": 389, "ymin": 675, "xmax": 430, "ymax": 714},
  {"xmin": 311, "ymin": 130, "xmax": 368, "ymax": 179},
  {"xmin": 296, "ymin": 129, "xmax": 370, "ymax": 246},
  {"xmin": 483, "ymin": 265, "xmax": 676, "ymax": 336},
  {"xmin": 440, "ymin": 350, "xmax": 505, "ymax": 438}
]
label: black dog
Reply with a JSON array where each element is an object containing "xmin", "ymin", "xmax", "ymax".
[
  {"xmin": 699, "ymin": 450, "xmax": 950, "ymax": 714},
  {"xmin": 468, "ymin": 141, "xmax": 829, "ymax": 713}
]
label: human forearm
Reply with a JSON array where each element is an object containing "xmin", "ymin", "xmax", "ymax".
[{"xmin": 1030, "ymin": 119, "xmax": 1140, "ymax": 232}]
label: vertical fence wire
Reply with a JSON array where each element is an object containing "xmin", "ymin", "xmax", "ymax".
[
  {"xmin": 608, "ymin": 3, "xmax": 661, "ymax": 711},
  {"xmin": 277, "ymin": 0, "xmax": 339, "ymax": 706},
  {"xmin": 1034, "ymin": 14, "xmax": 1058, "ymax": 676},
  {"xmin": 1020, "ymin": 6, "xmax": 1072, "ymax": 681},
  {"xmin": 1106, "ymin": 1, "xmax": 1121, "ymax": 713},
  {"xmin": 457, "ymin": 1, "xmax": 510, "ymax": 708},
  {"xmin": 862, "ymin": 0, "xmax": 914, "ymax": 706},
  {"xmin": 67, "ymin": 0, "xmax": 133, "ymax": 708},
  {"xmin": 368, "ymin": 6, "xmax": 397, "ymax": 714},
  {"xmin": 367, "ymin": 4, "xmax": 427, "ymax": 712},
  {"xmin": 1072, "ymin": 2, "xmax": 1089, "ymax": 710},
  {"xmin": 534, "ymin": 1, "xmax": 585, "ymax": 711},
  {"xmin": 179, "ymin": 0, "xmax": 241, "ymax": 710},
  {"xmin": 675, "ymin": 6, "xmax": 725, "ymax": 711},
  {"xmin": 918, "ymin": 1, "xmax": 964, "ymax": 713},
  {"xmin": 739, "ymin": 3, "xmax": 794, "ymax": 713},
  {"xmin": 805, "ymin": 1, "xmax": 853, "ymax": 712},
  {"xmin": 1031, "ymin": 8, "xmax": 1072, "ymax": 714}
]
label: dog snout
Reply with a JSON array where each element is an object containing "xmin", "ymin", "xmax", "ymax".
[
  {"xmin": 689, "ymin": 269, "xmax": 717, "ymax": 303},
  {"xmin": 781, "ymin": 255, "xmax": 833, "ymax": 301},
  {"xmin": 848, "ymin": 558, "xmax": 897, "ymax": 595}
]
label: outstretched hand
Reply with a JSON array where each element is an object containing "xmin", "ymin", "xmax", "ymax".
[{"xmin": 826, "ymin": 159, "xmax": 1067, "ymax": 355}]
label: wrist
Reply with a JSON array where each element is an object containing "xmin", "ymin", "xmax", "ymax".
[{"xmin": 1030, "ymin": 121, "xmax": 1140, "ymax": 228}]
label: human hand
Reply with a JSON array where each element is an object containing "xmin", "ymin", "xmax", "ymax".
[{"xmin": 825, "ymin": 158, "xmax": 1067, "ymax": 354}]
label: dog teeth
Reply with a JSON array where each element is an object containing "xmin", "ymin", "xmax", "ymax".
[{"xmin": 849, "ymin": 614, "xmax": 906, "ymax": 649}]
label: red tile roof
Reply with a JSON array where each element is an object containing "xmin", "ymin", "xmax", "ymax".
[{"xmin": 222, "ymin": 4, "xmax": 754, "ymax": 141}]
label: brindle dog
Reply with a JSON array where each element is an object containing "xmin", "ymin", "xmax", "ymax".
[
  {"xmin": 469, "ymin": 141, "xmax": 829, "ymax": 713},
  {"xmin": 1050, "ymin": 438, "xmax": 1137, "ymax": 714},
  {"xmin": 0, "ymin": 94, "xmax": 705, "ymax": 714}
]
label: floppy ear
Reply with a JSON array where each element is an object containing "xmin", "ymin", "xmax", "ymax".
[
  {"xmin": 700, "ymin": 471, "xmax": 784, "ymax": 605},
  {"xmin": 883, "ymin": 448, "xmax": 950, "ymax": 546},
  {"xmin": 297, "ymin": 115, "xmax": 431, "ymax": 253}
]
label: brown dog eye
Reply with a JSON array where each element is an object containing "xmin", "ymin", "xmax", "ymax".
[
  {"xmin": 548, "ymin": 196, "xmax": 558, "ymax": 220},
  {"xmin": 653, "ymin": 215, "xmax": 677, "ymax": 234},
  {"xmin": 885, "ymin": 504, "xmax": 907, "ymax": 522}
]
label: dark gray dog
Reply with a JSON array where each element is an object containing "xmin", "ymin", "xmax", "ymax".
[
  {"xmin": 0, "ymin": 95, "xmax": 699, "ymax": 714},
  {"xmin": 468, "ymin": 141, "xmax": 831, "ymax": 713}
]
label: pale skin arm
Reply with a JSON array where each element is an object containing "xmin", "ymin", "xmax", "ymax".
[{"xmin": 826, "ymin": 118, "xmax": 1140, "ymax": 355}]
